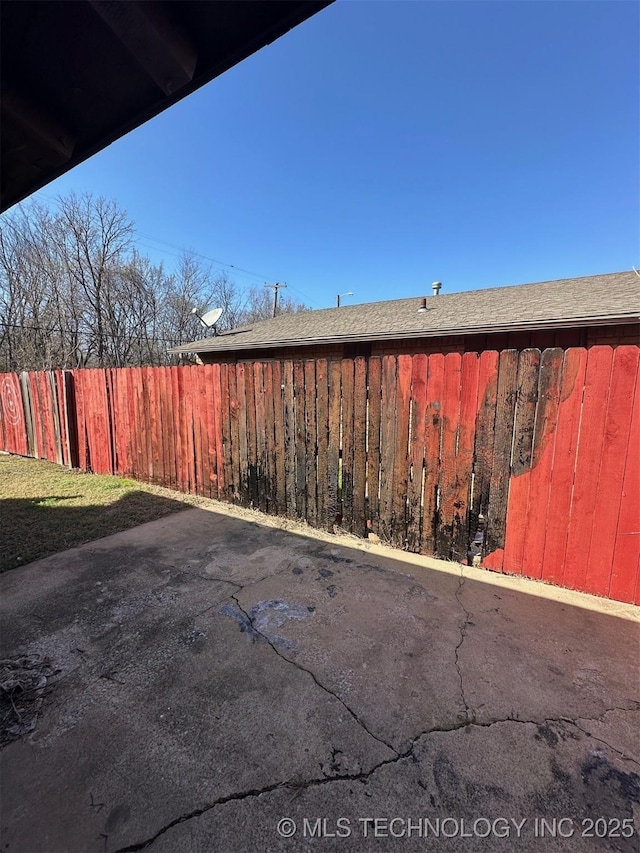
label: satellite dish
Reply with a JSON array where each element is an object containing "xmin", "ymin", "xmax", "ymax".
[
  {"xmin": 192, "ymin": 306, "xmax": 223, "ymax": 333},
  {"xmin": 200, "ymin": 307, "xmax": 223, "ymax": 328}
]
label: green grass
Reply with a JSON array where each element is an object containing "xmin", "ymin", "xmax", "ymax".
[{"xmin": 0, "ymin": 454, "xmax": 203, "ymax": 572}]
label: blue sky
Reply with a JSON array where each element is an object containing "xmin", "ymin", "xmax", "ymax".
[{"xmin": 32, "ymin": 0, "xmax": 639, "ymax": 309}]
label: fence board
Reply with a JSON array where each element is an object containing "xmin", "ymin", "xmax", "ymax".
[
  {"xmin": 469, "ymin": 351, "xmax": 498, "ymax": 559},
  {"xmin": 609, "ymin": 356, "xmax": 640, "ymax": 603},
  {"xmin": 502, "ymin": 349, "xmax": 541, "ymax": 575},
  {"xmin": 304, "ymin": 360, "xmax": 317, "ymax": 526},
  {"xmin": 0, "ymin": 373, "xmax": 28, "ymax": 456},
  {"xmin": 54, "ymin": 371, "xmax": 68, "ymax": 466},
  {"xmin": 540, "ymin": 348, "xmax": 587, "ymax": 585},
  {"xmin": 378, "ymin": 356, "xmax": 397, "ymax": 543},
  {"xmin": 390, "ymin": 355, "xmax": 412, "ymax": 548},
  {"xmin": 315, "ymin": 359, "xmax": 329, "ymax": 528},
  {"xmin": 212, "ymin": 364, "xmax": 225, "ymax": 500},
  {"xmin": 252, "ymin": 363, "xmax": 267, "ymax": 511},
  {"xmin": 563, "ymin": 346, "xmax": 614, "ymax": 592},
  {"xmin": 340, "ymin": 359, "xmax": 355, "ymax": 532},
  {"xmin": 407, "ymin": 354, "xmax": 428, "ymax": 552},
  {"xmin": 272, "ymin": 361, "xmax": 287, "ymax": 516},
  {"xmin": 451, "ymin": 352, "xmax": 480, "ymax": 562},
  {"xmin": 327, "ymin": 360, "xmax": 341, "ymax": 529},
  {"xmin": 283, "ymin": 361, "xmax": 296, "ymax": 519},
  {"xmin": 518, "ymin": 348, "xmax": 563, "ymax": 579},
  {"xmin": 263, "ymin": 362, "xmax": 276, "ymax": 513},
  {"xmin": 294, "ymin": 361, "xmax": 306, "ymax": 520},
  {"xmin": 366, "ymin": 357, "xmax": 382, "ymax": 536},
  {"xmin": 584, "ymin": 346, "xmax": 639, "ymax": 596},
  {"xmin": 422, "ymin": 353, "xmax": 444, "ymax": 553},
  {"xmin": 484, "ymin": 350, "xmax": 519, "ymax": 570},
  {"xmin": 436, "ymin": 352, "xmax": 462, "ymax": 558},
  {"xmin": 352, "ymin": 357, "xmax": 368, "ymax": 538}
]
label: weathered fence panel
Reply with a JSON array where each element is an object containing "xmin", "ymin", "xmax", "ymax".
[{"xmin": 1, "ymin": 345, "xmax": 638, "ymax": 604}]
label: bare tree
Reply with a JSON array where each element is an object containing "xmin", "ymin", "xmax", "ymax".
[{"xmin": 0, "ymin": 193, "xmax": 309, "ymax": 371}]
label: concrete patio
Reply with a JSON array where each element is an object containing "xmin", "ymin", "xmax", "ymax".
[{"xmin": 1, "ymin": 505, "xmax": 638, "ymax": 852}]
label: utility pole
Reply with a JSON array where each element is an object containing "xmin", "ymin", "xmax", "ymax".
[{"xmin": 265, "ymin": 282, "xmax": 287, "ymax": 318}]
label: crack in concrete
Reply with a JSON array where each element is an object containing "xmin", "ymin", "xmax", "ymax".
[
  {"xmin": 453, "ymin": 566, "xmax": 473, "ymax": 724},
  {"xmin": 180, "ymin": 560, "xmax": 296, "ymax": 597},
  {"xmin": 112, "ymin": 749, "xmax": 404, "ymax": 852},
  {"xmin": 230, "ymin": 595, "xmax": 400, "ymax": 757},
  {"xmin": 572, "ymin": 723, "xmax": 640, "ymax": 767},
  {"xmin": 113, "ymin": 710, "xmax": 639, "ymax": 852}
]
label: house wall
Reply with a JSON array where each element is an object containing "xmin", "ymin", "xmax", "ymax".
[{"xmin": 197, "ymin": 323, "xmax": 638, "ymax": 364}]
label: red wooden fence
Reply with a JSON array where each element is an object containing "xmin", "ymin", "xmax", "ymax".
[{"xmin": 1, "ymin": 346, "xmax": 638, "ymax": 604}]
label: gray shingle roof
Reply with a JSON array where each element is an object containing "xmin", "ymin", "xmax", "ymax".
[{"xmin": 172, "ymin": 271, "xmax": 640, "ymax": 354}]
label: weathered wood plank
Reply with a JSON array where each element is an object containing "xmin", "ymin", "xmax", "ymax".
[
  {"xmin": 516, "ymin": 348, "xmax": 563, "ymax": 579},
  {"xmin": 229, "ymin": 364, "xmax": 241, "ymax": 502},
  {"xmin": 304, "ymin": 360, "xmax": 317, "ymax": 526},
  {"xmin": 271, "ymin": 361, "xmax": 287, "ymax": 516},
  {"xmin": 27, "ymin": 373, "xmax": 42, "ymax": 459},
  {"xmin": 49, "ymin": 372, "xmax": 63, "ymax": 465},
  {"xmin": 283, "ymin": 360, "xmax": 296, "ymax": 518},
  {"xmin": 294, "ymin": 361, "xmax": 306, "ymax": 519},
  {"xmin": 469, "ymin": 351, "xmax": 499, "ymax": 561},
  {"xmin": 436, "ymin": 353, "xmax": 462, "ymax": 558},
  {"xmin": 406, "ymin": 354, "xmax": 428, "ymax": 552},
  {"xmin": 609, "ymin": 354, "xmax": 640, "ymax": 603},
  {"xmin": 20, "ymin": 372, "xmax": 35, "ymax": 457},
  {"xmin": 254, "ymin": 363, "xmax": 268, "ymax": 511},
  {"xmin": 315, "ymin": 359, "xmax": 329, "ymax": 529},
  {"xmin": 502, "ymin": 348, "xmax": 541, "ymax": 575},
  {"xmin": 327, "ymin": 359, "xmax": 342, "ymax": 530},
  {"xmin": 162, "ymin": 367, "xmax": 175, "ymax": 488},
  {"xmin": 584, "ymin": 345, "xmax": 639, "ymax": 596},
  {"xmin": 234, "ymin": 363, "xmax": 249, "ymax": 504},
  {"xmin": 201, "ymin": 364, "xmax": 217, "ymax": 497},
  {"xmin": 212, "ymin": 363, "xmax": 225, "ymax": 500},
  {"xmin": 54, "ymin": 371, "xmax": 69, "ymax": 466},
  {"xmin": 539, "ymin": 348, "xmax": 587, "ymax": 585},
  {"xmin": 422, "ymin": 353, "xmax": 445, "ymax": 554},
  {"xmin": 263, "ymin": 361, "xmax": 276, "ymax": 513},
  {"xmin": 483, "ymin": 349, "xmax": 519, "ymax": 569},
  {"xmin": 222, "ymin": 364, "xmax": 236, "ymax": 502},
  {"xmin": 564, "ymin": 346, "xmax": 613, "ymax": 590},
  {"xmin": 378, "ymin": 356, "xmax": 397, "ymax": 544},
  {"xmin": 366, "ymin": 357, "xmax": 382, "ymax": 536},
  {"xmin": 451, "ymin": 351, "xmax": 481, "ymax": 562},
  {"xmin": 141, "ymin": 367, "xmax": 155, "ymax": 482},
  {"xmin": 196, "ymin": 366, "xmax": 210, "ymax": 495},
  {"xmin": 352, "ymin": 356, "xmax": 368, "ymax": 537},
  {"xmin": 340, "ymin": 359, "xmax": 355, "ymax": 531},
  {"xmin": 391, "ymin": 355, "xmax": 412, "ymax": 548},
  {"xmin": 243, "ymin": 362, "xmax": 258, "ymax": 507}
]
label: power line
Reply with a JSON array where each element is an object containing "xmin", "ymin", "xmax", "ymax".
[
  {"xmin": 0, "ymin": 320, "xmax": 183, "ymax": 345},
  {"xmin": 3, "ymin": 190, "xmax": 327, "ymax": 309}
]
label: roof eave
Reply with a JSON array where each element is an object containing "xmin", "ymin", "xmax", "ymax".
[{"xmin": 169, "ymin": 313, "xmax": 639, "ymax": 355}]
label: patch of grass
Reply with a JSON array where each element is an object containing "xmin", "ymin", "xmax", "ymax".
[{"xmin": 0, "ymin": 454, "xmax": 203, "ymax": 572}]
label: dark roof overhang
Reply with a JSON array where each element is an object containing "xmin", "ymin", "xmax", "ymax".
[{"xmin": 1, "ymin": 0, "xmax": 333, "ymax": 212}]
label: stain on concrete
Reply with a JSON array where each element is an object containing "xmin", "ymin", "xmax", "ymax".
[{"xmin": 220, "ymin": 599, "xmax": 312, "ymax": 649}]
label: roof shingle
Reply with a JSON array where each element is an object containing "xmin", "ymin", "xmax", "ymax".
[{"xmin": 173, "ymin": 271, "xmax": 640, "ymax": 354}]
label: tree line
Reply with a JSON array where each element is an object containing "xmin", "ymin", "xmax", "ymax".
[{"xmin": 0, "ymin": 192, "xmax": 307, "ymax": 371}]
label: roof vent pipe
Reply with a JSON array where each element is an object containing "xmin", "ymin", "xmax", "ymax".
[
  {"xmin": 417, "ymin": 297, "xmax": 428, "ymax": 313},
  {"xmin": 432, "ymin": 281, "xmax": 442, "ymax": 296}
]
